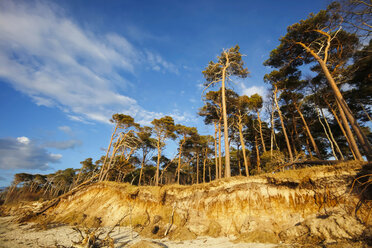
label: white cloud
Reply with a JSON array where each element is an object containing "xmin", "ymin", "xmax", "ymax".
[
  {"xmin": 241, "ymin": 85, "xmax": 267, "ymax": 98},
  {"xmin": 50, "ymin": 154, "xmax": 63, "ymax": 160},
  {"xmin": 0, "ymin": 137, "xmax": 61, "ymax": 170},
  {"xmin": 135, "ymin": 109, "xmax": 194, "ymax": 126},
  {"xmin": 0, "ymin": 1, "xmax": 181, "ymax": 124},
  {"xmin": 16, "ymin": 136, "xmax": 30, "ymax": 145}
]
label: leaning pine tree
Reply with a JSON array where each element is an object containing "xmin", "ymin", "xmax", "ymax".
[{"xmin": 263, "ymin": 8, "xmax": 372, "ymax": 160}]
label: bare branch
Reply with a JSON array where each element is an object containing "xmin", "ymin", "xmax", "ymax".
[{"xmin": 201, "ymin": 80, "xmax": 221, "ymax": 100}]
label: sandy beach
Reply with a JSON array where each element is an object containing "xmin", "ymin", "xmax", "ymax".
[{"xmin": 0, "ymin": 217, "xmax": 279, "ymax": 248}]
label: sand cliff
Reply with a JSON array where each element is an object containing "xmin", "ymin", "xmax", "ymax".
[{"xmin": 2, "ymin": 162, "xmax": 371, "ymax": 247}]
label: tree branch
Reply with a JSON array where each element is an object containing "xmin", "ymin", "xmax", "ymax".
[{"xmin": 314, "ymin": 29, "xmax": 331, "ymax": 64}]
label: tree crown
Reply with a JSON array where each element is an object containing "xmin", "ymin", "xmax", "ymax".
[{"xmin": 202, "ymin": 45, "xmax": 249, "ymax": 86}]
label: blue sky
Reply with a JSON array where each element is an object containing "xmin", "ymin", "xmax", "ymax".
[{"xmin": 0, "ymin": 0, "xmax": 327, "ymax": 186}]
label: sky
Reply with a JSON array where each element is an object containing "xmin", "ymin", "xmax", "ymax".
[{"xmin": 0, "ymin": 0, "xmax": 328, "ymax": 187}]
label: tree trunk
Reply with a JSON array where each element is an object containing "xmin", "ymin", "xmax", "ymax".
[
  {"xmin": 196, "ymin": 153, "xmax": 200, "ymax": 184},
  {"xmin": 325, "ymin": 98, "xmax": 359, "ymax": 160},
  {"xmin": 320, "ymin": 107, "xmax": 344, "ymax": 160},
  {"xmin": 218, "ymin": 120, "xmax": 222, "ymax": 179},
  {"xmin": 103, "ymin": 134, "xmax": 122, "ymax": 181},
  {"xmin": 237, "ymin": 144, "xmax": 242, "ymax": 176},
  {"xmin": 99, "ymin": 123, "xmax": 118, "ymax": 181},
  {"xmin": 74, "ymin": 165, "xmax": 84, "ymax": 188},
  {"xmin": 238, "ymin": 120, "xmax": 249, "ymax": 176},
  {"xmin": 270, "ymin": 101, "xmax": 276, "ymax": 157},
  {"xmin": 203, "ymin": 149, "xmax": 207, "ymax": 183},
  {"xmin": 214, "ymin": 122, "xmax": 219, "ymax": 180},
  {"xmin": 305, "ymin": 135, "xmax": 314, "ymax": 159},
  {"xmin": 43, "ymin": 182, "xmax": 51, "ymax": 196},
  {"xmin": 116, "ymin": 172, "xmax": 121, "ymax": 182},
  {"xmin": 322, "ymin": 62, "xmax": 372, "ymax": 160},
  {"xmin": 255, "ymin": 133, "xmax": 261, "ymax": 173},
  {"xmin": 208, "ymin": 162, "xmax": 211, "ymax": 182},
  {"xmin": 292, "ymin": 114, "xmax": 300, "ymax": 156},
  {"xmin": 290, "ymin": 124, "xmax": 298, "ymax": 157},
  {"xmin": 155, "ymin": 136, "xmax": 161, "ymax": 186},
  {"xmin": 338, "ymin": 100, "xmax": 364, "ymax": 161},
  {"xmin": 221, "ymin": 56, "xmax": 231, "ymax": 177},
  {"xmin": 359, "ymin": 103, "xmax": 372, "ymax": 123},
  {"xmin": 257, "ymin": 111, "xmax": 266, "ymax": 153},
  {"xmin": 138, "ymin": 152, "xmax": 146, "ymax": 186},
  {"xmin": 177, "ymin": 137, "xmax": 186, "ymax": 184},
  {"xmin": 273, "ymin": 85, "xmax": 294, "ymax": 161},
  {"xmin": 294, "ymin": 102, "xmax": 322, "ymax": 159},
  {"xmin": 317, "ymin": 107, "xmax": 338, "ymax": 159}
]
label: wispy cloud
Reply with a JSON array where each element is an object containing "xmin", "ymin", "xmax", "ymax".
[
  {"xmin": 145, "ymin": 50, "xmax": 179, "ymax": 74},
  {"xmin": 44, "ymin": 139, "xmax": 82, "ymax": 150},
  {"xmin": 0, "ymin": 1, "xmax": 182, "ymax": 124},
  {"xmin": 0, "ymin": 137, "xmax": 61, "ymax": 170},
  {"xmin": 58, "ymin": 126, "xmax": 73, "ymax": 136},
  {"xmin": 40, "ymin": 126, "xmax": 83, "ymax": 150}
]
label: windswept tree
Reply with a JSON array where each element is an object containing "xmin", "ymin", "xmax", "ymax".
[
  {"xmin": 202, "ymin": 45, "xmax": 249, "ymax": 177},
  {"xmin": 137, "ymin": 126, "xmax": 156, "ymax": 186},
  {"xmin": 199, "ymin": 135, "xmax": 214, "ymax": 183},
  {"xmin": 6, "ymin": 173, "xmax": 34, "ymax": 200},
  {"xmin": 32, "ymin": 174, "xmax": 47, "ymax": 192},
  {"xmin": 199, "ymin": 90, "xmax": 223, "ymax": 179},
  {"xmin": 182, "ymin": 131, "xmax": 211, "ymax": 184},
  {"xmin": 231, "ymin": 95, "xmax": 251, "ymax": 176},
  {"xmin": 247, "ymin": 94, "xmax": 267, "ymax": 153},
  {"xmin": 175, "ymin": 124, "xmax": 197, "ymax": 184},
  {"xmin": 264, "ymin": 69, "xmax": 295, "ymax": 162},
  {"xmin": 151, "ymin": 116, "xmax": 176, "ymax": 186},
  {"xmin": 52, "ymin": 168, "xmax": 76, "ymax": 196},
  {"xmin": 281, "ymin": 91, "xmax": 323, "ymax": 159},
  {"xmin": 264, "ymin": 8, "xmax": 372, "ymax": 160},
  {"xmin": 99, "ymin": 114, "xmax": 139, "ymax": 181},
  {"xmin": 74, "ymin": 158, "xmax": 95, "ymax": 187},
  {"xmin": 267, "ymin": 65, "xmax": 324, "ymax": 160}
]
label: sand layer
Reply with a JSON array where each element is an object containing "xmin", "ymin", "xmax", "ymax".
[{"xmin": 0, "ymin": 216, "xmax": 277, "ymax": 248}]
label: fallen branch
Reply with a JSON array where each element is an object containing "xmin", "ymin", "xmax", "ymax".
[
  {"xmin": 71, "ymin": 213, "xmax": 129, "ymax": 248},
  {"xmin": 164, "ymin": 202, "xmax": 176, "ymax": 236}
]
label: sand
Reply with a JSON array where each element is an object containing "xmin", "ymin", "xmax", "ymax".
[{"xmin": 0, "ymin": 217, "xmax": 279, "ymax": 248}]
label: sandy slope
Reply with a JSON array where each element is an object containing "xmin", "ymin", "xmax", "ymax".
[{"xmin": 0, "ymin": 217, "xmax": 278, "ymax": 248}]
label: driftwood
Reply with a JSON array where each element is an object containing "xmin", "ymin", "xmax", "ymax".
[{"xmin": 70, "ymin": 213, "xmax": 129, "ymax": 248}]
